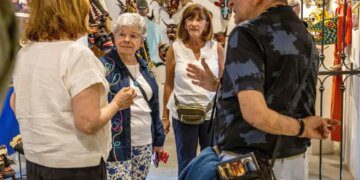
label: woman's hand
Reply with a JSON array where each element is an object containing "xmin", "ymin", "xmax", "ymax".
[
  {"xmin": 153, "ymin": 146, "xmax": 164, "ymax": 157},
  {"xmin": 113, "ymin": 87, "xmax": 137, "ymax": 110},
  {"xmin": 187, "ymin": 58, "xmax": 218, "ymax": 92}
]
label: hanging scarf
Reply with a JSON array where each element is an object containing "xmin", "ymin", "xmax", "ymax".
[{"xmin": 331, "ymin": 0, "xmax": 352, "ymax": 142}]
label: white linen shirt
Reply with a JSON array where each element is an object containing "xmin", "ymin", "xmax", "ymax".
[{"xmin": 13, "ymin": 41, "xmax": 111, "ymax": 168}]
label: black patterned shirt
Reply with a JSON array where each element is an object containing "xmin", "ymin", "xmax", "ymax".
[{"xmin": 215, "ymin": 5, "xmax": 319, "ymax": 158}]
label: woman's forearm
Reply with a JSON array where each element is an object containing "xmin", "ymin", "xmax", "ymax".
[
  {"xmin": 99, "ymin": 101, "xmax": 119, "ymax": 125},
  {"xmin": 162, "ymin": 84, "xmax": 173, "ymax": 118}
]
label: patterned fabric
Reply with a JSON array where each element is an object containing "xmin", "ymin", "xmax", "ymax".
[
  {"xmin": 306, "ymin": 17, "xmax": 338, "ymax": 45},
  {"xmin": 215, "ymin": 5, "xmax": 319, "ymax": 158},
  {"xmin": 106, "ymin": 144, "xmax": 152, "ymax": 180}
]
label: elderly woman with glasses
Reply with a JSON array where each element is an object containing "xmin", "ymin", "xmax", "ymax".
[{"xmin": 99, "ymin": 13, "xmax": 165, "ymax": 180}]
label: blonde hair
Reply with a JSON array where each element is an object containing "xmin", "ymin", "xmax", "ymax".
[
  {"xmin": 177, "ymin": 4, "xmax": 213, "ymax": 41},
  {"xmin": 25, "ymin": 0, "xmax": 91, "ymax": 41}
]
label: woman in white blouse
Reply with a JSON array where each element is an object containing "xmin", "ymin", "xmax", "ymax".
[
  {"xmin": 162, "ymin": 4, "xmax": 225, "ymax": 176},
  {"xmin": 10, "ymin": 0, "xmax": 135, "ymax": 179}
]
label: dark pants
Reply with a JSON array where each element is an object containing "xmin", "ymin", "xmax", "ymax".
[
  {"xmin": 26, "ymin": 159, "xmax": 107, "ymax": 180},
  {"xmin": 172, "ymin": 118, "xmax": 211, "ymax": 176}
]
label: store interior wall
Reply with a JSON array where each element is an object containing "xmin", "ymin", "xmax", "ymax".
[{"xmin": 104, "ymin": 0, "xmax": 236, "ymax": 44}]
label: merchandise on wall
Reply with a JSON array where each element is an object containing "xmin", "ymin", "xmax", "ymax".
[
  {"xmin": 304, "ymin": 0, "xmax": 360, "ymax": 178},
  {"xmin": 88, "ymin": 0, "xmax": 114, "ymax": 57},
  {"xmin": 301, "ymin": 0, "xmax": 359, "ymax": 143},
  {"xmin": 104, "ymin": 0, "xmax": 234, "ymax": 55}
]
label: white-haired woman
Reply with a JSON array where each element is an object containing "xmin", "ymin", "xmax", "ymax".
[{"xmin": 99, "ymin": 13, "xmax": 165, "ymax": 180}]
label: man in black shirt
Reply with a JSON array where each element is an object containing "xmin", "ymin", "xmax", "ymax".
[{"xmin": 186, "ymin": 0, "xmax": 339, "ymax": 179}]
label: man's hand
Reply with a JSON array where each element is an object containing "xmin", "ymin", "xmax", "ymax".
[
  {"xmin": 161, "ymin": 117, "xmax": 170, "ymax": 134},
  {"xmin": 186, "ymin": 58, "xmax": 218, "ymax": 92},
  {"xmin": 300, "ymin": 116, "xmax": 340, "ymax": 139},
  {"xmin": 113, "ymin": 87, "xmax": 137, "ymax": 110}
]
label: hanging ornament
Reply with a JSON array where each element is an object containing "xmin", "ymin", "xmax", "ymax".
[
  {"xmin": 136, "ymin": 0, "xmax": 155, "ymax": 21},
  {"xmin": 151, "ymin": 0, "xmax": 192, "ymax": 18},
  {"xmin": 304, "ymin": 0, "xmax": 337, "ymax": 45},
  {"xmin": 89, "ymin": 0, "xmax": 114, "ymax": 56},
  {"xmin": 162, "ymin": 19, "xmax": 178, "ymax": 43},
  {"xmin": 117, "ymin": 0, "xmax": 137, "ymax": 14},
  {"xmin": 211, "ymin": 0, "xmax": 232, "ymax": 20}
]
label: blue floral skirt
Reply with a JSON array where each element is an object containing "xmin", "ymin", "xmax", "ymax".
[{"xmin": 106, "ymin": 144, "xmax": 152, "ymax": 180}]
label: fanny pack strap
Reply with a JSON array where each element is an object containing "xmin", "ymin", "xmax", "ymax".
[{"xmin": 174, "ymin": 94, "xmax": 180, "ymax": 106}]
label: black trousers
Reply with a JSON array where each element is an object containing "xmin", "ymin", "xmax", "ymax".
[{"xmin": 26, "ymin": 159, "xmax": 107, "ymax": 180}]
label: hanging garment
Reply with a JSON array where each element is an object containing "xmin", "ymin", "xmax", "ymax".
[
  {"xmin": 331, "ymin": 1, "xmax": 352, "ymax": 142},
  {"xmin": 0, "ymin": 87, "xmax": 20, "ymax": 155}
]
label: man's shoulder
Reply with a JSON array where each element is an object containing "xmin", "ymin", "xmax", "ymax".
[{"xmin": 230, "ymin": 17, "xmax": 269, "ymax": 40}]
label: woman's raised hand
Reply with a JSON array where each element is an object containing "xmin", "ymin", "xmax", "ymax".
[
  {"xmin": 113, "ymin": 87, "xmax": 137, "ymax": 110},
  {"xmin": 186, "ymin": 58, "xmax": 219, "ymax": 92}
]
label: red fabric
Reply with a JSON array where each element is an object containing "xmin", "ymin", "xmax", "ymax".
[{"xmin": 331, "ymin": 2, "xmax": 352, "ymax": 141}]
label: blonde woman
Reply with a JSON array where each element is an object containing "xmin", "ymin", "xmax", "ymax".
[{"xmin": 11, "ymin": 0, "xmax": 135, "ymax": 179}]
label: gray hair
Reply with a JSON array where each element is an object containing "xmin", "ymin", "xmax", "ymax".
[{"xmin": 112, "ymin": 13, "xmax": 147, "ymax": 39}]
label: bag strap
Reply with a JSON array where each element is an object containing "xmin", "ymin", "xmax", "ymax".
[
  {"xmin": 270, "ymin": 36, "xmax": 315, "ymax": 169},
  {"xmin": 208, "ymin": 84, "xmax": 220, "ymax": 145},
  {"xmin": 125, "ymin": 67, "xmax": 150, "ymax": 107},
  {"xmin": 174, "ymin": 94, "xmax": 180, "ymax": 106}
]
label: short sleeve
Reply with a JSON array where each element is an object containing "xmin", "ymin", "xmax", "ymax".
[
  {"xmin": 221, "ymin": 26, "xmax": 265, "ymax": 99},
  {"xmin": 66, "ymin": 49, "xmax": 107, "ymax": 98}
]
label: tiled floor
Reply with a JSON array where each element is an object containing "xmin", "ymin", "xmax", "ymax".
[{"xmin": 146, "ymin": 126, "xmax": 354, "ymax": 180}]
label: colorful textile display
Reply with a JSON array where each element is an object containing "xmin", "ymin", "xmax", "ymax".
[
  {"xmin": 331, "ymin": 0, "xmax": 352, "ymax": 142},
  {"xmin": 306, "ymin": 17, "xmax": 338, "ymax": 45},
  {"xmin": 305, "ymin": 0, "xmax": 337, "ymax": 45}
]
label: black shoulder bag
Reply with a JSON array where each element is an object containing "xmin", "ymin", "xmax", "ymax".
[
  {"xmin": 125, "ymin": 67, "xmax": 150, "ymax": 107},
  {"xmin": 209, "ymin": 39, "xmax": 315, "ymax": 180}
]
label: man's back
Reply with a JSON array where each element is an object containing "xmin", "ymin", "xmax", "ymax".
[{"xmin": 216, "ymin": 5, "xmax": 319, "ymax": 158}]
